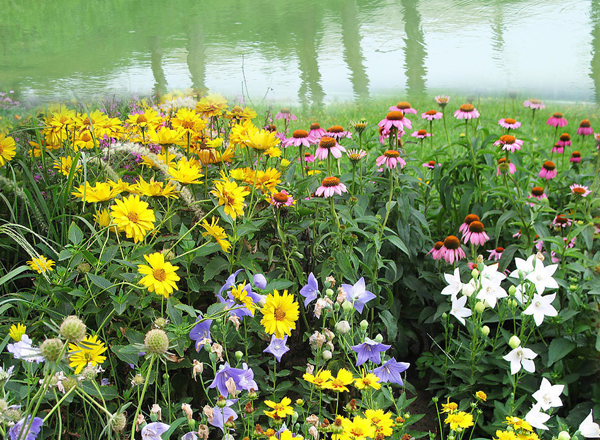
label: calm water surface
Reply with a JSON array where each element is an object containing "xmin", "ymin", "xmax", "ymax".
[{"xmin": 1, "ymin": 0, "xmax": 599, "ymax": 105}]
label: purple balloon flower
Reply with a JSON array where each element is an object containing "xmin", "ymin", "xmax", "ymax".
[
  {"xmin": 218, "ymin": 269, "xmax": 243, "ymax": 298},
  {"xmin": 351, "ymin": 338, "xmax": 391, "ymax": 366},
  {"xmin": 182, "ymin": 432, "xmax": 199, "ymax": 440},
  {"xmin": 209, "ymin": 363, "xmax": 258, "ymax": 397},
  {"xmin": 189, "ymin": 319, "xmax": 213, "ymax": 352},
  {"xmin": 341, "ymin": 277, "xmax": 375, "ymax": 313},
  {"xmin": 238, "ymin": 363, "xmax": 258, "ymax": 392},
  {"xmin": 141, "ymin": 422, "xmax": 170, "ymax": 440},
  {"xmin": 263, "ymin": 335, "xmax": 290, "ymax": 362},
  {"xmin": 210, "ymin": 400, "xmax": 238, "ymax": 432},
  {"xmin": 9, "ymin": 417, "xmax": 43, "ymax": 440},
  {"xmin": 372, "ymin": 358, "xmax": 410, "ymax": 385},
  {"xmin": 253, "ymin": 273, "xmax": 267, "ymax": 290},
  {"xmin": 300, "ymin": 273, "xmax": 319, "ymax": 307}
]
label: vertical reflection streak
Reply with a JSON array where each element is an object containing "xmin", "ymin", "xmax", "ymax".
[
  {"xmin": 341, "ymin": 0, "xmax": 370, "ymax": 101},
  {"xmin": 400, "ymin": 0, "xmax": 427, "ymax": 97}
]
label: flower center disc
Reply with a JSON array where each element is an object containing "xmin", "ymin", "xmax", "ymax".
[
  {"xmin": 386, "ymin": 111, "xmax": 404, "ymax": 120},
  {"xmin": 500, "ymin": 135, "xmax": 515, "ymax": 144},
  {"xmin": 418, "ymin": 129, "xmax": 428, "ymax": 136},
  {"xmin": 504, "ymin": 118, "xmax": 516, "ymax": 124},
  {"xmin": 127, "ymin": 212, "xmax": 139, "ymax": 223},
  {"xmin": 580, "ymin": 119, "xmax": 591, "ymax": 127},
  {"xmin": 397, "ymin": 101, "xmax": 411, "ymax": 109},
  {"xmin": 560, "ymin": 133, "xmax": 570, "ymax": 141},
  {"xmin": 469, "ymin": 221, "xmax": 485, "ymax": 233},
  {"xmin": 310, "ymin": 123, "xmax": 321, "ymax": 130},
  {"xmin": 573, "ymin": 187, "xmax": 586, "ymax": 195},
  {"xmin": 459, "ymin": 104, "xmax": 475, "ymax": 112},
  {"xmin": 274, "ymin": 307, "xmax": 286, "ymax": 321},
  {"xmin": 153, "ymin": 268, "xmax": 167, "ymax": 281},
  {"xmin": 426, "ymin": 110, "xmax": 437, "ymax": 115},
  {"xmin": 543, "ymin": 161, "xmax": 556, "ymax": 170},
  {"xmin": 444, "ymin": 235, "xmax": 460, "ymax": 249},
  {"xmin": 293, "ymin": 129, "xmax": 309, "ymax": 138},
  {"xmin": 319, "ymin": 137, "xmax": 336, "ymax": 149},
  {"xmin": 273, "ymin": 192, "xmax": 289, "ymax": 203},
  {"xmin": 327, "ymin": 125, "xmax": 344, "ymax": 133},
  {"xmin": 532, "ymin": 186, "xmax": 545, "ymax": 196},
  {"xmin": 322, "ymin": 176, "xmax": 341, "ymax": 187},
  {"xmin": 553, "ymin": 112, "xmax": 563, "ymax": 118},
  {"xmin": 384, "ymin": 150, "xmax": 400, "ymax": 158}
]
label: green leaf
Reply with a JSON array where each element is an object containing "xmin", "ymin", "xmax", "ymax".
[
  {"xmin": 380, "ymin": 310, "xmax": 398, "ymax": 341},
  {"xmin": 547, "ymin": 338, "xmax": 576, "ymax": 367},
  {"xmin": 203, "ymin": 257, "xmax": 229, "ymax": 283},
  {"xmin": 111, "ymin": 345, "xmax": 141, "ymax": 366},
  {"xmin": 68, "ymin": 222, "xmax": 84, "ymax": 245},
  {"xmin": 385, "ymin": 234, "xmax": 409, "ymax": 256},
  {"xmin": 87, "ymin": 273, "xmax": 116, "ymax": 295},
  {"xmin": 266, "ymin": 279, "xmax": 294, "ymax": 291},
  {"xmin": 0, "ymin": 265, "xmax": 29, "ymax": 287}
]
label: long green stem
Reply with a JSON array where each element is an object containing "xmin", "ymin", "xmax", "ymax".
[{"xmin": 130, "ymin": 356, "xmax": 156, "ymax": 440}]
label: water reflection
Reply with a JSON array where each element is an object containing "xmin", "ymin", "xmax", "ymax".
[
  {"xmin": 401, "ymin": 0, "xmax": 427, "ymax": 98},
  {"xmin": 0, "ymin": 0, "xmax": 597, "ymax": 104}
]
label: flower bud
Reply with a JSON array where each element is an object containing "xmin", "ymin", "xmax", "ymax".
[
  {"xmin": 336, "ymin": 320, "xmax": 351, "ymax": 334},
  {"xmin": 0, "ymin": 399, "xmax": 7, "ymax": 412},
  {"xmin": 510, "ymin": 299, "xmax": 518, "ymax": 308},
  {"xmin": 254, "ymin": 274, "xmax": 267, "ymax": 290},
  {"xmin": 144, "ymin": 329, "xmax": 169, "ymax": 355},
  {"xmin": 235, "ymin": 351, "xmax": 243, "ymax": 361},
  {"xmin": 462, "ymin": 282, "xmax": 475, "ymax": 297},
  {"xmin": 481, "ymin": 326, "xmax": 490, "ymax": 337},
  {"xmin": 557, "ymin": 431, "xmax": 570, "ymax": 440},
  {"xmin": 216, "ymin": 396, "xmax": 227, "ymax": 408},
  {"xmin": 359, "ymin": 320, "xmax": 369, "ymax": 331},
  {"xmin": 62, "ymin": 377, "xmax": 79, "ymax": 393},
  {"xmin": 509, "ymin": 335, "xmax": 521, "ymax": 349},
  {"xmin": 508, "ymin": 285, "xmax": 517, "ymax": 295},
  {"xmin": 471, "ymin": 269, "xmax": 479, "ymax": 279},
  {"xmin": 322, "ymin": 350, "xmax": 332, "ymax": 360},
  {"xmin": 40, "ymin": 338, "xmax": 64, "ymax": 362},
  {"xmin": 325, "ymin": 288, "xmax": 334, "ymax": 297},
  {"xmin": 131, "ymin": 374, "xmax": 144, "ymax": 386},
  {"xmin": 296, "ymin": 399, "xmax": 304, "ymax": 406},
  {"xmin": 474, "ymin": 302, "xmax": 486, "ymax": 314},
  {"xmin": 59, "ymin": 315, "xmax": 87, "ymax": 342},
  {"xmin": 342, "ymin": 300, "xmax": 353, "ymax": 312},
  {"xmin": 154, "ymin": 317, "xmax": 168, "ymax": 329},
  {"xmin": 374, "ymin": 334, "xmax": 384, "ymax": 343},
  {"xmin": 161, "ymin": 249, "xmax": 175, "ymax": 261},
  {"xmin": 110, "ymin": 412, "xmax": 127, "ymax": 433},
  {"xmin": 81, "ymin": 365, "xmax": 99, "ymax": 381},
  {"xmin": 76, "ymin": 262, "xmax": 91, "ymax": 274}
]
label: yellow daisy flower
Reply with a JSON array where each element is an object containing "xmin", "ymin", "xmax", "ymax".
[
  {"xmin": 110, "ymin": 195, "xmax": 156, "ymax": 243},
  {"xmin": 196, "ymin": 93, "xmax": 228, "ymax": 117},
  {"xmin": 339, "ymin": 416, "xmax": 376, "ymax": 440},
  {"xmin": 138, "ymin": 252, "xmax": 180, "ymax": 298},
  {"xmin": 264, "ymin": 397, "xmax": 295, "ymax": 419},
  {"xmin": 73, "ymin": 130, "xmax": 95, "ymax": 150},
  {"xmin": 211, "ymin": 178, "xmax": 250, "ymax": 220},
  {"xmin": 504, "ymin": 417, "xmax": 533, "ymax": 432},
  {"xmin": 354, "ymin": 370, "xmax": 381, "ymax": 390},
  {"xmin": 201, "ymin": 217, "xmax": 231, "ymax": 253},
  {"xmin": 303, "ymin": 369, "xmax": 332, "ymax": 389},
  {"xmin": 264, "ymin": 147, "xmax": 282, "ymax": 158},
  {"xmin": 8, "ymin": 323, "xmax": 26, "ymax": 342},
  {"xmin": 134, "ymin": 177, "xmax": 179, "ymax": 199},
  {"xmin": 441, "ymin": 398, "xmax": 458, "ymax": 413},
  {"xmin": 323, "ymin": 368, "xmax": 354, "ymax": 392},
  {"xmin": 53, "ymin": 156, "xmax": 82, "ymax": 176},
  {"xmin": 445, "ymin": 411, "xmax": 474, "ymax": 431},
  {"xmin": 476, "ymin": 390, "xmax": 487, "ymax": 401},
  {"xmin": 365, "ymin": 409, "xmax": 394, "ymax": 437},
  {"xmin": 260, "ymin": 290, "xmax": 299, "ymax": 339},
  {"xmin": 0, "ymin": 134, "xmax": 17, "ymax": 166},
  {"xmin": 172, "ymin": 107, "xmax": 206, "ymax": 133},
  {"xmin": 93, "ymin": 209, "xmax": 118, "ymax": 234},
  {"xmin": 168, "ymin": 158, "xmax": 204, "ymax": 185},
  {"xmin": 27, "ymin": 256, "xmax": 55, "ymax": 274},
  {"xmin": 495, "ymin": 431, "xmax": 517, "ymax": 440},
  {"xmin": 254, "ymin": 168, "xmax": 281, "ymax": 193},
  {"xmin": 72, "ymin": 182, "xmax": 118, "ymax": 203},
  {"xmin": 242, "ymin": 127, "xmax": 280, "ymax": 151},
  {"xmin": 68, "ymin": 335, "xmax": 107, "ymax": 374}
]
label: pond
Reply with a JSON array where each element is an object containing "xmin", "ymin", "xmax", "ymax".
[{"xmin": 1, "ymin": 0, "xmax": 598, "ymax": 106}]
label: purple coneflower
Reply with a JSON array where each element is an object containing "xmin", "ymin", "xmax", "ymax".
[
  {"xmin": 459, "ymin": 214, "xmax": 480, "ymax": 238},
  {"xmin": 283, "ymin": 129, "xmax": 315, "ymax": 148},
  {"xmin": 323, "ymin": 125, "xmax": 352, "ymax": 140},
  {"xmin": 441, "ymin": 235, "xmax": 466, "ymax": 264},
  {"xmin": 308, "ymin": 122, "xmax": 326, "ymax": 139},
  {"xmin": 551, "ymin": 214, "xmax": 571, "ymax": 229},
  {"xmin": 422, "ymin": 109, "xmax": 443, "ymax": 121},
  {"xmin": 463, "ymin": 221, "xmax": 490, "ymax": 246},
  {"xmin": 546, "ymin": 112, "xmax": 567, "ymax": 128},
  {"xmin": 539, "ymin": 161, "xmax": 557, "ymax": 179},
  {"xmin": 422, "ymin": 160, "xmax": 437, "ymax": 169},
  {"xmin": 528, "ymin": 186, "xmax": 547, "ymax": 206},
  {"xmin": 378, "ymin": 126, "xmax": 404, "ymax": 145},
  {"xmin": 428, "ymin": 241, "xmax": 444, "ymax": 260},
  {"xmin": 274, "ymin": 108, "xmax": 297, "ymax": 121},
  {"xmin": 270, "ymin": 190, "xmax": 295, "ymax": 208},
  {"xmin": 498, "ymin": 118, "xmax": 521, "ymax": 130},
  {"xmin": 303, "ymin": 152, "xmax": 315, "ymax": 163},
  {"xmin": 494, "ymin": 134, "xmax": 523, "ymax": 152},
  {"xmin": 496, "ymin": 158, "xmax": 516, "ymax": 176},
  {"xmin": 556, "ymin": 133, "xmax": 571, "ymax": 148},
  {"xmin": 315, "ymin": 176, "xmax": 347, "ymax": 198},
  {"xmin": 570, "ymin": 184, "xmax": 592, "ymax": 197},
  {"xmin": 375, "ymin": 150, "xmax": 406, "ymax": 170},
  {"xmin": 346, "ymin": 149, "xmax": 367, "ymax": 163},
  {"xmin": 411, "ymin": 129, "xmax": 431, "ymax": 139},
  {"xmin": 523, "ymin": 99, "xmax": 546, "ymax": 110},
  {"xmin": 577, "ymin": 119, "xmax": 593, "ymax": 136},
  {"xmin": 454, "ymin": 103, "xmax": 480, "ymax": 120},
  {"xmin": 488, "ymin": 247, "xmax": 504, "ymax": 261},
  {"xmin": 389, "ymin": 101, "xmax": 418, "ymax": 115},
  {"xmin": 315, "ymin": 136, "xmax": 346, "ymax": 160},
  {"xmin": 570, "ymin": 151, "xmax": 581, "ymax": 163},
  {"xmin": 435, "ymin": 95, "xmax": 450, "ymax": 109},
  {"xmin": 379, "ymin": 111, "xmax": 412, "ymax": 131}
]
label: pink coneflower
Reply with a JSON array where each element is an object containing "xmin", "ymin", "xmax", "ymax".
[
  {"xmin": 428, "ymin": 241, "xmax": 445, "ymax": 260},
  {"xmin": 389, "ymin": 101, "xmax": 418, "ymax": 115},
  {"xmin": 463, "ymin": 221, "xmax": 490, "ymax": 246},
  {"xmin": 378, "ymin": 126, "xmax": 404, "ymax": 145},
  {"xmin": 594, "ymin": 133, "xmax": 600, "ymax": 145},
  {"xmin": 570, "ymin": 184, "xmax": 592, "ymax": 197},
  {"xmin": 551, "ymin": 144, "xmax": 564, "ymax": 154},
  {"xmin": 528, "ymin": 186, "xmax": 547, "ymax": 206},
  {"xmin": 265, "ymin": 124, "xmax": 277, "ymax": 132},
  {"xmin": 441, "ymin": 235, "xmax": 466, "ymax": 264},
  {"xmin": 496, "ymin": 157, "xmax": 516, "ymax": 176},
  {"xmin": 274, "ymin": 108, "xmax": 297, "ymax": 121},
  {"xmin": 494, "ymin": 134, "xmax": 523, "ymax": 152},
  {"xmin": 422, "ymin": 110, "xmax": 443, "ymax": 121},
  {"xmin": 570, "ymin": 151, "xmax": 581, "ymax": 163},
  {"xmin": 379, "ymin": 111, "xmax": 412, "ymax": 132},
  {"xmin": 563, "ymin": 236, "xmax": 576, "ymax": 248},
  {"xmin": 315, "ymin": 136, "xmax": 346, "ymax": 160},
  {"xmin": 487, "ymin": 247, "xmax": 504, "ymax": 261},
  {"xmin": 546, "ymin": 112, "xmax": 567, "ymax": 127},
  {"xmin": 270, "ymin": 190, "xmax": 295, "ymax": 208},
  {"xmin": 315, "ymin": 176, "xmax": 347, "ymax": 198},
  {"xmin": 459, "ymin": 214, "xmax": 480, "ymax": 238},
  {"xmin": 539, "ymin": 161, "xmax": 557, "ymax": 179},
  {"xmin": 283, "ymin": 129, "xmax": 316, "ymax": 148},
  {"xmin": 498, "ymin": 118, "xmax": 521, "ymax": 130},
  {"xmin": 411, "ymin": 129, "xmax": 431, "ymax": 139},
  {"xmin": 513, "ymin": 230, "xmax": 522, "ymax": 239},
  {"xmin": 323, "ymin": 125, "xmax": 352, "ymax": 141},
  {"xmin": 376, "ymin": 150, "xmax": 406, "ymax": 169},
  {"xmin": 422, "ymin": 160, "xmax": 437, "ymax": 169},
  {"xmin": 435, "ymin": 95, "xmax": 450, "ymax": 109},
  {"xmin": 346, "ymin": 149, "xmax": 367, "ymax": 163},
  {"xmin": 454, "ymin": 103, "xmax": 480, "ymax": 120},
  {"xmin": 577, "ymin": 119, "xmax": 593, "ymax": 136},
  {"xmin": 303, "ymin": 152, "xmax": 315, "ymax": 163},
  {"xmin": 551, "ymin": 214, "xmax": 572, "ymax": 229},
  {"xmin": 308, "ymin": 122, "xmax": 326, "ymax": 139},
  {"xmin": 523, "ymin": 99, "xmax": 546, "ymax": 110},
  {"xmin": 556, "ymin": 133, "xmax": 571, "ymax": 148}
]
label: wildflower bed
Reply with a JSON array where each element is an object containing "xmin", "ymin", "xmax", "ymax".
[{"xmin": 0, "ymin": 91, "xmax": 598, "ymax": 440}]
